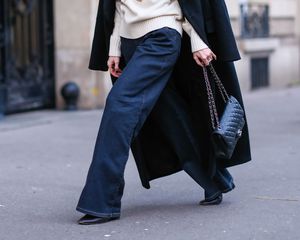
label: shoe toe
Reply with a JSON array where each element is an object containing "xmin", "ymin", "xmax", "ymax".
[
  {"xmin": 199, "ymin": 193, "xmax": 223, "ymax": 206},
  {"xmin": 77, "ymin": 214, "xmax": 119, "ymax": 225}
]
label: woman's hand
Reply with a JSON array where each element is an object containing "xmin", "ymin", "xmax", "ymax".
[
  {"xmin": 107, "ymin": 56, "xmax": 122, "ymax": 77},
  {"xmin": 193, "ymin": 48, "xmax": 217, "ymax": 67}
]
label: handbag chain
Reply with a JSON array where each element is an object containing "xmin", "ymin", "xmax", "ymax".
[{"xmin": 202, "ymin": 64, "xmax": 230, "ymax": 130}]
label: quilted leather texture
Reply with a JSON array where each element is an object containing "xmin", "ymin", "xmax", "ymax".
[{"xmin": 212, "ymin": 95, "xmax": 245, "ymax": 159}]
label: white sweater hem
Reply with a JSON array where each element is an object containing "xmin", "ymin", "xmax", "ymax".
[{"xmin": 119, "ymin": 16, "xmax": 183, "ymax": 39}]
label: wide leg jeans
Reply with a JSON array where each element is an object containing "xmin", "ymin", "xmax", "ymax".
[{"xmin": 76, "ymin": 27, "xmax": 223, "ymax": 218}]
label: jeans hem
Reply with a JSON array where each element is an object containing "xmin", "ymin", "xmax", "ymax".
[{"xmin": 76, "ymin": 206, "xmax": 121, "ymax": 218}]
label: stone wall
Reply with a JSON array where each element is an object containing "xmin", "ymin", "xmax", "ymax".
[{"xmin": 54, "ymin": 0, "xmax": 109, "ymax": 109}]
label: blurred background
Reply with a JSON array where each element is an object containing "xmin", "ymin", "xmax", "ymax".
[{"xmin": 0, "ymin": 0, "xmax": 299, "ymax": 116}]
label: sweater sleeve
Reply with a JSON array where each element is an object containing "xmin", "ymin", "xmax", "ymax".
[
  {"xmin": 108, "ymin": 0, "xmax": 122, "ymax": 57},
  {"xmin": 182, "ymin": 18, "xmax": 208, "ymax": 53}
]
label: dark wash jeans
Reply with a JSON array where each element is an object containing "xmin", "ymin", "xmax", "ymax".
[{"xmin": 76, "ymin": 27, "xmax": 232, "ymax": 218}]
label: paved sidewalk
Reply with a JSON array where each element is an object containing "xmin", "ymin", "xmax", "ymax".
[{"xmin": 0, "ymin": 86, "xmax": 300, "ymax": 240}]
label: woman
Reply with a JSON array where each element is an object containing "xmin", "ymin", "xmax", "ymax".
[{"xmin": 76, "ymin": 0, "xmax": 251, "ymax": 225}]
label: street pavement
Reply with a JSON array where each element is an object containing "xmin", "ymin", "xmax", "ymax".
[{"xmin": 0, "ymin": 86, "xmax": 300, "ymax": 240}]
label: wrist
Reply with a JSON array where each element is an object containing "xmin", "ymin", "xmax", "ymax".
[
  {"xmin": 192, "ymin": 47, "xmax": 209, "ymax": 54},
  {"xmin": 109, "ymin": 36, "xmax": 121, "ymax": 57}
]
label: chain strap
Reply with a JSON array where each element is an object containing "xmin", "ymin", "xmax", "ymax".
[
  {"xmin": 202, "ymin": 63, "xmax": 230, "ymax": 130},
  {"xmin": 208, "ymin": 64, "xmax": 230, "ymax": 103},
  {"xmin": 202, "ymin": 66, "xmax": 220, "ymax": 129}
]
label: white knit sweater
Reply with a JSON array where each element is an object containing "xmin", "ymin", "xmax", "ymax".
[{"xmin": 109, "ymin": 0, "xmax": 208, "ymax": 56}]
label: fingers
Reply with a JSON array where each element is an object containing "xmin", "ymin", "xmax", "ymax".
[
  {"xmin": 114, "ymin": 61, "xmax": 120, "ymax": 72},
  {"xmin": 202, "ymin": 55, "xmax": 210, "ymax": 66},
  {"xmin": 212, "ymin": 52, "xmax": 217, "ymax": 60},
  {"xmin": 111, "ymin": 59, "xmax": 122, "ymax": 77},
  {"xmin": 193, "ymin": 49, "xmax": 217, "ymax": 67},
  {"xmin": 108, "ymin": 57, "xmax": 122, "ymax": 77},
  {"xmin": 107, "ymin": 58, "xmax": 113, "ymax": 70},
  {"xmin": 110, "ymin": 67, "xmax": 122, "ymax": 78},
  {"xmin": 111, "ymin": 69, "xmax": 122, "ymax": 78},
  {"xmin": 193, "ymin": 52, "xmax": 208, "ymax": 67},
  {"xmin": 193, "ymin": 54, "xmax": 204, "ymax": 67}
]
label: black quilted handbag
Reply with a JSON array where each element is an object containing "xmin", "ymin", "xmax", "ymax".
[{"xmin": 202, "ymin": 64, "xmax": 245, "ymax": 159}]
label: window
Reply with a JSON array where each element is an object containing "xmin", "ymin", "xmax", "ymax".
[{"xmin": 251, "ymin": 57, "xmax": 269, "ymax": 89}]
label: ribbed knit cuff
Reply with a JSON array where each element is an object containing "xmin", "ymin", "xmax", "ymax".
[
  {"xmin": 109, "ymin": 36, "xmax": 121, "ymax": 57},
  {"xmin": 190, "ymin": 30, "xmax": 208, "ymax": 53}
]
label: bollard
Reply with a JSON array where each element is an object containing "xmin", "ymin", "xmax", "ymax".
[{"xmin": 61, "ymin": 82, "xmax": 80, "ymax": 111}]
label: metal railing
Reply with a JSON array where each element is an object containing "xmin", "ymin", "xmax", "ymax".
[{"xmin": 240, "ymin": 3, "xmax": 270, "ymax": 38}]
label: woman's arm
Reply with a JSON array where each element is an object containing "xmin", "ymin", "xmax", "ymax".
[
  {"xmin": 182, "ymin": 19, "xmax": 208, "ymax": 52},
  {"xmin": 108, "ymin": 0, "xmax": 122, "ymax": 77},
  {"xmin": 182, "ymin": 18, "xmax": 216, "ymax": 67},
  {"xmin": 108, "ymin": 0, "xmax": 122, "ymax": 57}
]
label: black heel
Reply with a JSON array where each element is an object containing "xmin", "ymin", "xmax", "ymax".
[
  {"xmin": 199, "ymin": 193, "xmax": 223, "ymax": 205},
  {"xmin": 77, "ymin": 214, "xmax": 120, "ymax": 225}
]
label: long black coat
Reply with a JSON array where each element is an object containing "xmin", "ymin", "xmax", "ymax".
[{"xmin": 89, "ymin": 0, "xmax": 252, "ymax": 189}]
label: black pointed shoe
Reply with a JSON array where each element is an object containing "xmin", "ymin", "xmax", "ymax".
[
  {"xmin": 77, "ymin": 214, "xmax": 120, "ymax": 225},
  {"xmin": 220, "ymin": 182, "xmax": 235, "ymax": 194},
  {"xmin": 199, "ymin": 193, "xmax": 223, "ymax": 206}
]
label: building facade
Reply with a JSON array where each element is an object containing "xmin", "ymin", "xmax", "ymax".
[
  {"xmin": 0, "ymin": 0, "xmax": 299, "ymax": 117},
  {"xmin": 228, "ymin": 0, "xmax": 300, "ymax": 91}
]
